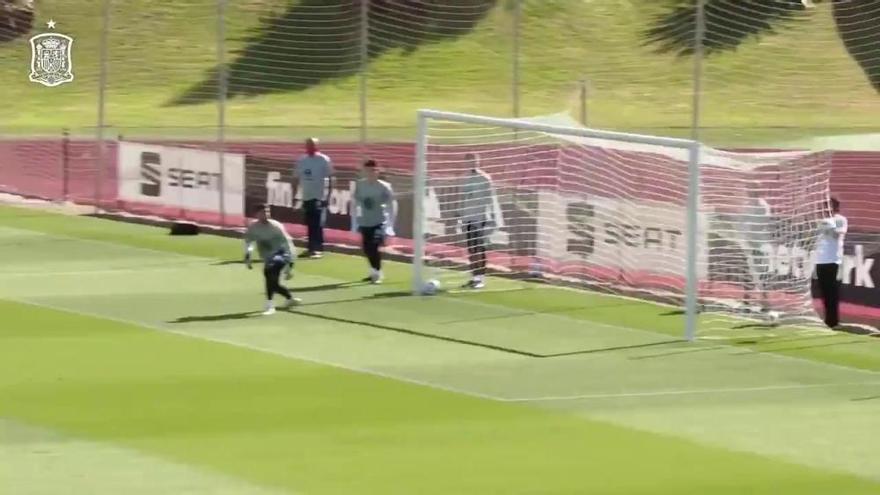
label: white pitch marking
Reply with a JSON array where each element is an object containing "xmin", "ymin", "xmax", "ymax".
[
  {"xmin": 503, "ymin": 381, "xmax": 880, "ymax": 402},
  {"xmin": 0, "ymin": 266, "xmax": 203, "ymax": 277},
  {"xmin": 5, "ymin": 296, "xmax": 510, "ymax": 403},
  {"xmin": 4, "ymin": 223, "xmax": 879, "ymax": 380},
  {"xmin": 437, "ymin": 288, "xmax": 880, "ymax": 377}
]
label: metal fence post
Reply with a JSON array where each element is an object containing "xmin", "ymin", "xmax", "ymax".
[
  {"xmin": 359, "ymin": 0, "xmax": 369, "ymax": 158},
  {"xmin": 95, "ymin": 0, "xmax": 110, "ymax": 211},
  {"xmin": 512, "ymin": 0, "xmax": 521, "ymax": 120},
  {"xmin": 685, "ymin": 0, "xmax": 706, "ymax": 342},
  {"xmin": 579, "ymin": 79, "xmax": 589, "ymax": 126},
  {"xmin": 217, "ymin": 0, "xmax": 228, "ymax": 226},
  {"xmin": 61, "ymin": 128, "xmax": 69, "ymax": 202}
]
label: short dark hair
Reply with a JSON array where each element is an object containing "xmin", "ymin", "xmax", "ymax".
[
  {"xmin": 830, "ymin": 197, "xmax": 840, "ymax": 210},
  {"xmin": 253, "ymin": 203, "xmax": 269, "ymax": 214},
  {"xmin": 363, "ymin": 159, "xmax": 378, "ymax": 168}
]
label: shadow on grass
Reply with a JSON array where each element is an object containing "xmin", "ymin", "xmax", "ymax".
[
  {"xmin": 170, "ymin": 311, "xmax": 259, "ymax": 323},
  {"xmin": 630, "ymin": 344, "xmax": 727, "ymax": 361},
  {"xmin": 295, "ymin": 280, "xmax": 370, "ymax": 292},
  {"xmin": 440, "ymin": 299, "xmax": 642, "ymax": 325},
  {"xmin": 732, "ymin": 323, "xmax": 776, "ymax": 331},
  {"xmin": 298, "ymin": 289, "xmax": 413, "ymax": 307},
  {"xmin": 659, "ymin": 310, "xmax": 685, "ymax": 317},
  {"xmin": 212, "ymin": 259, "xmax": 254, "ymax": 266},
  {"xmin": 643, "ymin": 0, "xmax": 880, "ymax": 92},
  {"xmin": 546, "ymin": 339, "xmax": 684, "ymax": 358},
  {"xmin": 731, "ymin": 339, "xmax": 867, "ymax": 355},
  {"xmin": 170, "ymin": 0, "xmax": 498, "ymax": 105},
  {"xmin": 852, "ymin": 395, "xmax": 880, "ymax": 402},
  {"xmin": 290, "ymin": 303, "xmax": 686, "ymax": 358}
]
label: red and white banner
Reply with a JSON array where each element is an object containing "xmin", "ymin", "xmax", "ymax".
[
  {"xmin": 535, "ymin": 191, "xmax": 710, "ymax": 282},
  {"xmin": 117, "ymin": 141, "xmax": 245, "ymax": 216}
]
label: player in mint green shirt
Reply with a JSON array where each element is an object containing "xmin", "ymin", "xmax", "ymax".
[
  {"xmin": 352, "ymin": 160, "xmax": 397, "ymax": 284},
  {"xmin": 244, "ymin": 204, "xmax": 300, "ymax": 315},
  {"xmin": 295, "ymin": 138, "xmax": 333, "ymax": 259}
]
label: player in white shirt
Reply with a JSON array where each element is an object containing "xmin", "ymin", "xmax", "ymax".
[
  {"xmin": 244, "ymin": 204, "xmax": 301, "ymax": 315},
  {"xmin": 814, "ymin": 197, "xmax": 847, "ymax": 328},
  {"xmin": 295, "ymin": 138, "xmax": 334, "ymax": 259}
]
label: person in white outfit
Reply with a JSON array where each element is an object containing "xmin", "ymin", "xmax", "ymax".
[{"xmin": 814, "ymin": 197, "xmax": 847, "ymax": 328}]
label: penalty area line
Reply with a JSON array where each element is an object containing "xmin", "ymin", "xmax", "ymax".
[
  {"xmin": 4, "ymin": 296, "xmax": 511, "ymax": 403},
  {"xmin": 502, "ymin": 381, "xmax": 880, "ymax": 402}
]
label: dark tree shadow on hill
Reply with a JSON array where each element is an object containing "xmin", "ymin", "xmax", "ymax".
[
  {"xmin": 0, "ymin": 1, "xmax": 36, "ymax": 42},
  {"xmin": 642, "ymin": 0, "xmax": 880, "ymax": 92},
  {"xmin": 170, "ymin": 0, "xmax": 498, "ymax": 106}
]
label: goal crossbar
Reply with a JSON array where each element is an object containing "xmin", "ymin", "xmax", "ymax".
[{"xmin": 417, "ymin": 109, "xmax": 696, "ymax": 149}]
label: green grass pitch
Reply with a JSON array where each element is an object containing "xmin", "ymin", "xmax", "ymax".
[{"xmin": 1, "ymin": 204, "xmax": 879, "ymax": 494}]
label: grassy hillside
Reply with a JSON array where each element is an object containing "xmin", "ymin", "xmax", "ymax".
[{"xmin": 1, "ymin": 0, "xmax": 878, "ymax": 145}]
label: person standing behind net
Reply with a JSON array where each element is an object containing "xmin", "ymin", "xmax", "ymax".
[
  {"xmin": 741, "ymin": 188, "xmax": 774, "ymax": 314},
  {"xmin": 815, "ymin": 197, "xmax": 847, "ymax": 329},
  {"xmin": 460, "ymin": 153, "xmax": 497, "ymax": 289},
  {"xmin": 295, "ymin": 137, "xmax": 334, "ymax": 259},
  {"xmin": 352, "ymin": 160, "xmax": 397, "ymax": 284}
]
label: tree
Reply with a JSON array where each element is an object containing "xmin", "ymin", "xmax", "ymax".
[
  {"xmin": 0, "ymin": 0, "xmax": 35, "ymax": 42},
  {"xmin": 643, "ymin": 0, "xmax": 880, "ymax": 92}
]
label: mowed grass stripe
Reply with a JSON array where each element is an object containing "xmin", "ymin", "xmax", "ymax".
[
  {"xmin": 1, "ymin": 205, "xmax": 879, "ymax": 373},
  {"xmin": 3, "ymin": 208, "xmax": 880, "ymax": 483},
  {"xmin": 1, "ymin": 299, "xmax": 879, "ymax": 494},
  {"xmin": 1, "ymin": 419, "xmax": 290, "ymax": 495}
]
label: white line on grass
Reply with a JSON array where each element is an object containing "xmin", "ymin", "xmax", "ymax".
[
  {"xmin": 15, "ymin": 293, "xmax": 873, "ymax": 406},
  {"xmin": 502, "ymin": 381, "xmax": 880, "ymax": 402},
  {"xmin": 5, "ymin": 296, "xmax": 510, "ymax": 403},
  {"xmin": 5, "ymin": 223, "xmax": 880, "ymax": 379},
  {"xmin": 436, "ymin": 290, "xmax": 880, "ymax": 377},
  {"xmin": 0, "ymin": 226, "xmax": 205, "ymax": 262},
  {"xmin": 0, "ymin": 266, "xmax": 204, "ymax": 277}
]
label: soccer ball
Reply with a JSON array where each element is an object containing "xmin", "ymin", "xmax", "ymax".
[
  {"xmin": 422, "ymin": 279, "xmax": 441, "ymax": 296},
  {"xmin": 767, "ymin": 311, "xmax": 781, "ymax": 326}
]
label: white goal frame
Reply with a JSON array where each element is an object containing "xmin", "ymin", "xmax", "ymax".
[{"xmin": 412, "ymin": 109, "xmax": 703, "ymax": 341}]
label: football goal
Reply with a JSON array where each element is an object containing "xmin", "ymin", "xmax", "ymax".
[{"xmin": 411, "ymin": 109, "xmax": 832, "ymax": 339}]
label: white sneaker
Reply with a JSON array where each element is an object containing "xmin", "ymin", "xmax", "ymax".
[
  {"xmin": 262, "ymin": 307, "xmax": 276, "ymax": 316},
  {"xmin": 370, "ymin": 271, "xmax": 383, "ymax": 284},
  {"xmin": 281, "ymin": 297, "xmax": 302, "ymax": 309}
]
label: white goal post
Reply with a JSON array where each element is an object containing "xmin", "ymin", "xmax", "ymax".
[{"xmin": 411, "ymin": 109, "xmax": 832, "ymax": 339}]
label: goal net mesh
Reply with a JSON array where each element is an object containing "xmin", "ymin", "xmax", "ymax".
[{"xmin": 415, "ymin": 112, "xmax": 832, "ymax": 332}]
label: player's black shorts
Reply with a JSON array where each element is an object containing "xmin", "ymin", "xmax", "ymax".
[
  {"xmin": 265, "ymin": 249, "xmax": 292, "ymax": 270},
  {"xmin": 465, "ymin": 221, "xmax": 487, "ymax": 248},
  {"xmin": 359, "ymin": 225, "xmax": 386, "ymax": 246}
]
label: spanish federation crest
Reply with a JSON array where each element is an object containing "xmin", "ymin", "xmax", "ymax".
[{"xmin": 29, "ymin": 22, "xmax": 74, "ymax": 87}]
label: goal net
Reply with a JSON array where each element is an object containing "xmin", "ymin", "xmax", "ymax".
[{"xmin": 412, "ymin": 110, "xmax": 833, "ymax": 335}]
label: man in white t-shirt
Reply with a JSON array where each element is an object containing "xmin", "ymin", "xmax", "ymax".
[{"xmin": 815, "ymin": 197, "xmax": 847, "ymax": 328}]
